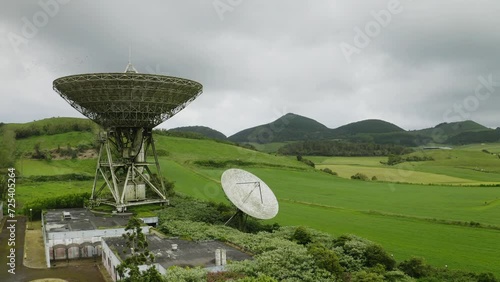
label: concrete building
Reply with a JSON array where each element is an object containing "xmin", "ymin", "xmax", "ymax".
[
  {"xmin": 101, "ymin": 234, "xmax": 252, "ymax": 281},
  {"xmin": 42, "ymin": 208, "xmax": 151, "ymax": 268}
]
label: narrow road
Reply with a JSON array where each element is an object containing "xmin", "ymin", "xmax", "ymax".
[{"xmin": 0, "ymin": 216, "xmax": 106, "ymax": 282}]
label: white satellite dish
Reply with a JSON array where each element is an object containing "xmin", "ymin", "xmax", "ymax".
[{"xmin": 221, "ymin": 168, "xmax": 279, "ymax": 221}]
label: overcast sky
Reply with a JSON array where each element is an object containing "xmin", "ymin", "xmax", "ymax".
[{"xmin": 2, "ymin": 0, "xmax": 500, "ymax": 136}]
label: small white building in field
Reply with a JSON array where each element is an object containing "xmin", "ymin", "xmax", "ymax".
[
  {"xmin": 42, "ymin": 208, "xmax": 151, "ymax": 268},
  {"xmin": 101, "ymin": 234, "xmax": 252, "ymax": 281}
]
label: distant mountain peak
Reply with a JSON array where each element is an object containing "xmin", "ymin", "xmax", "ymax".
[
  {"xmin": 228, "ymin": 113, "xmax": 329, "ymax": 143},
  {"xmin": 331, "ymin": 119, "xmax": 405, "ymax": 135}
]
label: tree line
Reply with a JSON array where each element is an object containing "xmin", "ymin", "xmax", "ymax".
[
  {"xmin": 278, "ymin": 140, "xmax": 413, "ymax": 156},
  {"xmin": 13, "ymin": 119, "xmax": 95, "ymax": 139}
]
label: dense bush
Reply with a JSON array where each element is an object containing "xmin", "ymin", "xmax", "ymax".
[
  {"xmin": 307, "ymin": 243, "xmax": 343, "ymax": 276},
  {"xmin": 364, "ymin": 244, "xmax": 396, "ymax": 270},
  {"xmin": 398, "ymin": 257, "xmax": 431, "ymax": 278},
  {"xmin": 386, "ymin": 154, "xmax": 434, "ymax": 166},
  {"xmin": 321, "ymin": 167, "xmax": 338, "ymax": 176},
  {"xmin": 351, "ymin": 173, "xmax": 370, "ymax": 181},
  {"xmin": 23, "ymin": 173, "xmax": 93, "ymax": 182},
  {"xmin": 22, "ymin": 192, "xmax": 91, "ymax": 220},
  {"xmin": 292, "ymin": 226, "xmax": 313, "ymax": 245},
  {"xmin": 0, "ymin": 128, "xmax": 16, "ymax": 168},
  {"xmin": 14, "ymin": 119, "xmax": 95, "ymax": 139},
  {"xmin": 279, "ymin": 140, "xmax": 413, "ymax": 157},
  {"xmin": 194, "ymin": 159, "xmax": 256, "ymax": 168},
  {"xmin": 160, "ymin": 195, "xmax": 279, "ymax": 233}
]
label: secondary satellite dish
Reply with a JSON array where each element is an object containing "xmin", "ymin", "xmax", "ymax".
[{"xmin": 221, "ymin": 169, "xmax": 279, "ymax": 221}]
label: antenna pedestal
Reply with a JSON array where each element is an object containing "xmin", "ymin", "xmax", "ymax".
[
  {"xmin": 90, "ymin": 128, "xmax": 168, "ymax": 211},
  {"xmin": 224, "ymin": 209, "xmax": 248, "ymax": 231}
]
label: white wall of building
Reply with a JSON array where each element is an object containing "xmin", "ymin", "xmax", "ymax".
[{"xmin": 44, "ymin": 225, "xmax": 150, "ymax": 267}]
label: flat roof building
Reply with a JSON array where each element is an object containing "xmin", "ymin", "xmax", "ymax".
[
  {"xmin": 42, "ymin": 208, "xmax": 150, "ymax": 267},
  {"xmin": 102, "ymin": 234, "xmax": 252, "ymax": 281}
]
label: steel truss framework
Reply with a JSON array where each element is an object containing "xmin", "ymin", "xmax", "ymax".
[
  {"xmin": 53, "ymin": 73, "xmax": 203, "ymax": 128},
  {"xmin": 91, "ymin": 128, "xmax": 168, "ymax": 211}
]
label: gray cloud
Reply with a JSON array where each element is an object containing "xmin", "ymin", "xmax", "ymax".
[{"xmin": 2, "ymin": 0, "xmax": 500, "ymax": 136}]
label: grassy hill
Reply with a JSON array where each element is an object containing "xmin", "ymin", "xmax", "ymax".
[
  {"xmin": 330, "ymin": 119, "xmax": 404, "ymax": 136},
  {"xmin": 228, "ymin": 113, "xmax": 330, "ymax": 143},
  {"xmin": 446, "ymin": 128, "xmax": 500, "ymax": 145},
  {"xmin": 415, "ymin": 120, "xmax": 489, "ymax": 140},
  {"xmin": 2, "ymin": 117, "xmax": 98, "ymax": 138},
  {"xmin": 228, "ymin": 115, "xmax": 497, "ymax": 147},
  {"xmin": 2, "ymin": 118, "xmax": 500, "ymax": 276},
  {"xmin": 167, "ymin": 125, "xmax": 227, "ymax": 141}
]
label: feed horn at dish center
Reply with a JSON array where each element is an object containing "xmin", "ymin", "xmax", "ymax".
[{"xmin": 53, "ymin": 63, "xmax": 203, "ymax": 211}]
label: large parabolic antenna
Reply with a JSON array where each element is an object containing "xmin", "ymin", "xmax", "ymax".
[
  {"xmin": 53, "ymin": 63, "xmax": 203, "ymax": 211},
  {"xmin": 221, "ymin": 169, "xmax": 279, "ymax": 222}
]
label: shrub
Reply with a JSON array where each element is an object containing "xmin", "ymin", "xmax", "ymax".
[
  {"xmin": 292, "ymin": 226, "xmax": 313, "ymax": 245},
  {"xmin": 351, "ymin": 173, "xmax": 369, "ymax": 181},
  {"xmin": 300, "ymin": 158, "xmax": 315, "ymax": 168},
  {"xmin": 398, "ymin": 257, "xmax": 431, "ymax": 278},
  {"xmin": 364, "ymin": 244, "xmax": 395, "ymax": 270},
  {"xmin": 371, "ymin": 176, "xmax": 377, "ymax": 181},
  {"xmin": 22, "ymin": 192, "xmax": 91, "ymax": 220},
  {"xmin": 322, "ymin": 168, "xmax": 338, "ymax": 176},
  {"xmin": 351, "ymin": 270, "xmax": 385, "ymax": 282},
  {"xmin": 477, "ymin": 272, "xmax": 497, "ymax": 282},
  {"xmin": 387, "ymin": 154, "xmax": 403, "ymax": 166},
  {"xmin": 308, "ymin": 243, "xmax": 343, "ymax": 276}
]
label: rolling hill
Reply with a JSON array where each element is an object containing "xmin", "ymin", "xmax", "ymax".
[
  {"xmin": 229, "ymin": 114, "xmax": 497, "ymax": 147},
  {"xmin": 330, "ymin": 119, "xmax": 404, "ymax": 136},
  {"xmin": 412, "ymin": 120, "xmax": 490, "ymax": 142},
  {"xmin": 168, "ymin": 126, "xmax": 227, "ymax": 141},
  {"xmin": 228, "ymin": 113, "xmax": 330, "ymax": 143}
]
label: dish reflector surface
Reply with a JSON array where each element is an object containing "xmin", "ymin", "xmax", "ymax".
[{"xmin": 221, "ymin": 168, "xmax": 279, "ymax": 220}]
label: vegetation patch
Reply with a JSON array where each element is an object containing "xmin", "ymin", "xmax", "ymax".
[
  {"xmin": 278, "ymin": 140, "xmax": 412, "ymax": 156},
  {"xmin": 351, "ymin": 172, "xmax": 370, "ymax": 181}
]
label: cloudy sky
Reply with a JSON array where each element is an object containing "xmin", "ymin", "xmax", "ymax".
[{"xmin": 2, "ymin": 0, "xmax": 500, "ymax": 136}]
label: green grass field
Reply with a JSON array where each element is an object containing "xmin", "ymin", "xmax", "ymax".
[
  {"xmin": 7, "ymin": 129, "xmax": 500, "ymax": 276},
  {"xmin": 168, "ymin": 166, "xmax": 500, "ymax": 275},
  {"xmin": 311, "ymin": 149, "xmax": 500, "ymax": 184}
]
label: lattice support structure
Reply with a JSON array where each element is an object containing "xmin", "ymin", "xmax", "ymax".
[{"xmin": 91, "ymin": 128, "xmax": 168, "ymax": 211}]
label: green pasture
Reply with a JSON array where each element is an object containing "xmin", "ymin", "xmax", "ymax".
[
  {"xmin": 16, "ymin": 180, "xmax": 92, "ymax": 209},
  {"xmin": 155, "ymin": 136, "xmax": 307, "ymax": 169},
  {"xmin": 309, "ymin": 148, "xmax": 500, "ymax": 184},
  {"xmin": 8, "ymin": 132, "xmax": 500, "ymax": 276},
  {"xmin": 247, "ymin": 142, "xmax": 291, "ymax": 153},
  {"xmin": 317, "ymin": 164, "xmax": 478, "ymax": 184},
  {"xmin": 169, "ymin": 165, "xmax": 500, "ymax": 275},
  {"xmin": 17, "ymin": 158, "xmax": 95, "ymax": 176},
  {"xmin": 309, "ymin": 156, "xmax": 387, "ymax": 166},
  {"xmin": 275, "ymin": 201, "xmax": 500, "ymax": 275},
  {"xmin": 458, "ymin": 143, "xmax": 500, "ymax": 153},
  {"xmin": 15, "ymin": 131, "xmax": 96, "ymax": 153}
]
